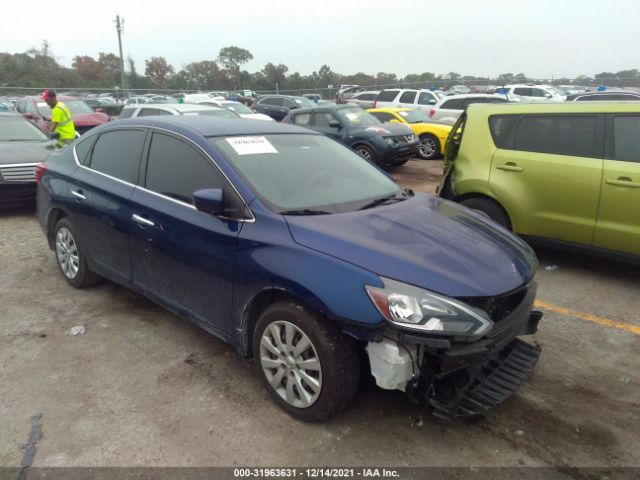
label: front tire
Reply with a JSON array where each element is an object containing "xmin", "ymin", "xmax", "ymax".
[
  {"xmin": 253, "ymin": 302, "xmax": 360, "ymax": 422},
  {"xmin": 354, "ymin": 145, "xmax": 377, "ymax": 164},
  {"xmin": 460, "ymin": 197, "xmax": 511, "ymax": 230},
  {"xmin": 418, "ymin": 134, "xmax": 440, "ymax": 160},
  {"xmin": 54, "ymin": 218, "xmax": 101, "ymax": 288}
]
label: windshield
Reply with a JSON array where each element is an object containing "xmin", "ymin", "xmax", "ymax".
[
  {"xmin": 294, "ymin": 97, "xmax": 315, "ymax": 108},
  {"xmin": 337, "ymin": 107, "xmax": 381, "ymax": 126},
  {"xmin": 37, "ymin": 100, "xmax": 94, "ymax": 117},
  {"xmin": 209, "ymin": 134, "xmax": 399, "ymax": 213},
  {"xmin": 65, "ymin": 101, "xmax": 95, "ymax": 114},
  {"xmin": 396, "ymin": 110, "xmax": 432, "ymax": 123},
  {"xmin": 0, "ymin": 117, "xmax": 49, "ymax": 141},
  {"xmin": 224, "ymin": 103, "xmax": 253, "ymax": 114},
  {"xmin": 188, "ymin": 109, "xmax": 240, "ymax": 118},
  {"xmin": 549, "ymin": 86, "xmax": 566, "ymax": 96}
]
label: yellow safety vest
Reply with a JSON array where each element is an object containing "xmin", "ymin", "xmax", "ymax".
[{"xmin": 51, "ymin": 101, "xmax": 76, "ymax": 140}]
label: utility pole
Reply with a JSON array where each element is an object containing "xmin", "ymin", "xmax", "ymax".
[{"xmin": 114, "ymin": 15, "xmax": 127, "ymax": 100}]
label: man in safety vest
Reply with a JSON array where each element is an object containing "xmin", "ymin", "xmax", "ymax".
[{"xmin": 41, "ymin": 89, "xmax": 76, "ymax": 147}]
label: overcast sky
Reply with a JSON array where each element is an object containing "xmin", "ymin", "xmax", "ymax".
[{"xmin": 2, "ymin": 0, "xmax": 637, "ymax": 79}]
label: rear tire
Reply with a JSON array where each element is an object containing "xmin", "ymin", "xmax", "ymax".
[
  {"xmin": 253, "ymin": 302, "xmax": 360, "ymax": 422},
  {"xmin": 460, "ymin": 197, "xmax": 511, "ymax": 230},
  {"xmin": 53, "ymin": 218, "xmax": 101, "ymax": 288},
  {"xmin": 418, "ymin": 134, "xmax": 440, "ymax": 160}
]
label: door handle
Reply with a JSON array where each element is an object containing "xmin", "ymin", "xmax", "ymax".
[
  {"xmin": 606, "ymin": 177, "xmax": 640, "ymax": 188},
  {"xmin": 131, "ymin": 214, "xmax": 155, "ymax": 227},
  {"xmin": 496, "ymin": 163, "xmax": 524, "ymax": 172},
  {"xmin": 71, "ymin": 190, "xmax": 86, "ymax": 200}
]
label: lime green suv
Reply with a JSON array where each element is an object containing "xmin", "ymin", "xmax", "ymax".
[{"xmin": 438, "ymin": 102, "xmax": 640, "ymax": 258}]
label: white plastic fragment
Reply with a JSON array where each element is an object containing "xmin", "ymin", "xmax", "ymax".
[
  {"xmin": 544, "ymin": 265, "xmax": 559, "ymax": 271},
  {"xmin": 69, "ymin": 326, "xmax": 85, "ymax": 336},
  {"xmin": 516, "ymin": 430, "xmax": 525, "ymax": 436}
]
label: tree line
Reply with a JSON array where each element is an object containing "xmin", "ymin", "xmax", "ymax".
[{"xmin": 1, "ymin": 42, "xmax": 639, "ymax": 95}]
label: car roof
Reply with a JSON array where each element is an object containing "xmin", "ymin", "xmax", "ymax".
[
  {"xmin": 368, "ymin": 107, "xmax": 417, "ymax": 113},
  {"xmin": 442, "ymin": 93, "xmax": 506, "ymax": 99},
  {"xmin": 466, "ymin": 101, "xmax": 640, "ymax": 115},
  {"xmin": 99, "ymin": 115, "xmax": 317, "ymax": 137},
  {"xmin": 123, "ymin": 103, "xmax": 222, "ymax": 112},
  {"xmin": 287, "ymin": 104, "xmax": 362, "ymax": 114}
]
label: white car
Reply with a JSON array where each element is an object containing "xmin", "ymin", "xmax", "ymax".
[
  {"xmin": 428, "ymin": 94, "xmax": 510, "ymax": 125},
  {"xmin": 503, "ymin": 84, "xmax": 566, "ymax": 102},
  {"xmin": 373, "ymin": 88, "xmax": 445, "ymax": 110},
  {"xmin": 193, "ymin": 99, "xmax": 274, "ymax": 122}
]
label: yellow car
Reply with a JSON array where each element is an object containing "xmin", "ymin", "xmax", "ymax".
[{"xmin": 367, "ymin": 108, "xmax": 452, "ymax": 160}]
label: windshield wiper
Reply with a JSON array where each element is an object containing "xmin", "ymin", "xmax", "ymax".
[
  {"xmin": 279, "ymin": 209, "xmax": 332, "ymax": 216},
  {"xmin": 358, "ymin": 192, "xmax": 408, "ymax": 211}
]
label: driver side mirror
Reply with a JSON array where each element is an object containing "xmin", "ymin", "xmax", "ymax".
[
  {"xmin": 328, "ymin": 119, "xmax": 341, "ymax": 128},
  {"xmin": 193, "ymin": 188, "xmax": 224, "ymax": 215},
  {"xmin": 545, "ymin": 93, "xmax": 552, "ymax": 98}
]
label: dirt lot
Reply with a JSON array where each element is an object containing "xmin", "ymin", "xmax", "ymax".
[{"xmin": 1, "ymin": 159, "xmax": 639, "ymax": 473}]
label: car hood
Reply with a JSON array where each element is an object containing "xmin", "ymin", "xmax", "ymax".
[
  {"xmin": 285, "ymin": 193, "xmax": 537, "ymax": 298},
  {"xmin": 73, "ymin": 112, "xmax": 109, "ymax": 126},
  {"xmin": 0, "ymin": 141, "xmax": 55, "ymax": 165}
]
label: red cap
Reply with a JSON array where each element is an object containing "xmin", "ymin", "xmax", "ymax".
[{"xmin": 41, "ymin": 89, "xmax": 55, "ymax": 100}]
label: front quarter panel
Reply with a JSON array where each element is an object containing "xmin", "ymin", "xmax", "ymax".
[{"xmin": 233, "ymin": 204, "xmax": 386, "ymax": 351}]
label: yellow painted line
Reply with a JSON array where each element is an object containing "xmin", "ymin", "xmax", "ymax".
[{"xmin": 535, "ymin": 300, "xmax": 640, "ymax": 335}]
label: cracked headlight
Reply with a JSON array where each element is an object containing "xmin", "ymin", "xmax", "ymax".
[{"xmin": 365, "ymin": 277, "xmax": 493, "ymax": 339}]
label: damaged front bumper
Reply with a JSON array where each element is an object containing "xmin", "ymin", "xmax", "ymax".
[{"xmin": 366, "ymin": 283, "xmax": 542, "ymax": 420}]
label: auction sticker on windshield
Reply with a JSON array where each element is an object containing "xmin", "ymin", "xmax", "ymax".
[{"xmin": 226, "ymin": 136, "xmax": 278, "ymax": 155}]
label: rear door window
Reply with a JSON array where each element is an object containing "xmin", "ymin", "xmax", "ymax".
[
  {"xmin": 489, "ymin": 115, "xmax": 520, "ymax": 148},
  {"xmin": 513, "ymin": 115, "xmax": 600, "ymax": 157},
  {"xmin": 88, "ymin": 129, "xmax": 146, "ymax": 183},
  {"xmin": 377, "ymin": 90, "xmax": 400, "ymax": 102},
  {"xmin": 417, "ymin": 92, "xmax": 436, "ymax": 105},
  {"xmin": 513, "ymin": 88, "xmax": 531, "ymax": 96},
  {"xmin": 399, "ymin": 91, "xmax": 417, "ymax": 104},
  {"xmin": 138, "ymin": 108, "xmax": 161, "ymax": 116},
  {"xmin": 441, "ymin": 99, "xmax": 465, "ymax": 110},
  {"xmin": 292, "ymin": 113, "xmax": 311, "ymax": 126}
]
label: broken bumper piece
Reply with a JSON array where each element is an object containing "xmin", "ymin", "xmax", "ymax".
[{"xmin": 427, "ymin": 338, "xmax": 541, "ymax": 420}]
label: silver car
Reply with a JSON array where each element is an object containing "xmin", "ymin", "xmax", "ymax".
[
  {"xmin": 346, "ymin": 90, "xmax": 380, "ymax": 109},
  {"xmin": 428, "ymin": 94, "xmax": 510, "ymax": 125}
]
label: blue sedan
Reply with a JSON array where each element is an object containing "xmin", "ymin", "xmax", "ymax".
[{"xmin": 36, "ymin": 116, "xmax": 543, "ymax": 421}]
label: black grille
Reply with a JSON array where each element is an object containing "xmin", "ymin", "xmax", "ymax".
[{"xmin": 461, "ymin": 284, "xmax": 529, "ymax": 323}]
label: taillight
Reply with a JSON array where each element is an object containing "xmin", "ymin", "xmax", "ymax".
[
  {"xmin": 373, "ymin": 100, "xmax": 377, "ymax": 108},
  {"xmin": 35, "ymin": 162, "xmax": 46, "ymax": 184},
  {"xmin": 429, "ymin": 109, "xmax": 436, "ymax": 117}
]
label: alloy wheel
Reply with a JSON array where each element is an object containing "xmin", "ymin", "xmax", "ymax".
[
  {"xmin": 420, "ymin": 137, "xmax": 436, "ymax": 158},
  {"xmin": 55, "ymin": 227, "xmax": 80, "ymax": 280},
  {"xmin": 259, "ymin": 320, "xmax": 323, "ymax": 408}
]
